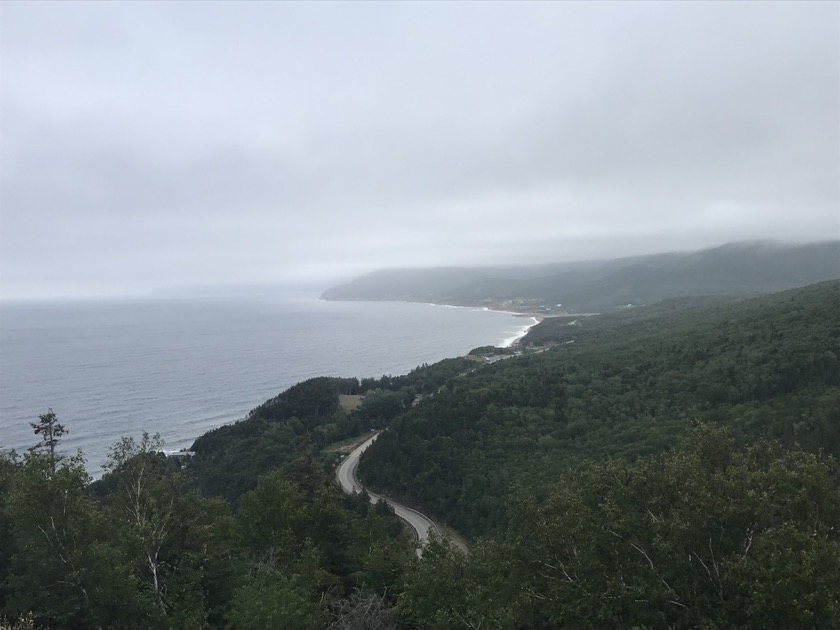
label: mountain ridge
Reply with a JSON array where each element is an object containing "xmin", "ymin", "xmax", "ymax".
[{"xmin": 322, "ymin": 240, "xmax": 840, "ymax": 312}]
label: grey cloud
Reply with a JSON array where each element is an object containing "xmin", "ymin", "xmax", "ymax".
[{"xmin": 1, "ymin": 1, "xmax": 837, "ymax": 298}]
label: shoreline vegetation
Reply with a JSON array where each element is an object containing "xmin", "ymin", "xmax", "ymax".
[{"xmin": 1, "ymin": 279, "xmax": 839, "ymax": 627}]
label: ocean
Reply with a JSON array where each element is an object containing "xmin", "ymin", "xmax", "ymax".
[{"xmin": 0, "ymin": 295, "xmax": 533, "ymax": 474}]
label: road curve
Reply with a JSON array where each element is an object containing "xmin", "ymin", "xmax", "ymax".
[{"xmin": 336, "ymin": 432, "xmax": 439, "ymax": 547}]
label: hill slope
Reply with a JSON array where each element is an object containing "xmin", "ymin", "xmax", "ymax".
[
  {"xmin": 322, "ymin": 241, "xmax": 840, "ymax": 312},
  {"xmin": 358, "ymin": 280, "xmax": 840, "ymax": 536}
]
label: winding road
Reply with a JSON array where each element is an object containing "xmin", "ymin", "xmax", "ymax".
[{"xmin": 336, "ymin": 432, "xmax": 441, "ymax": 549}]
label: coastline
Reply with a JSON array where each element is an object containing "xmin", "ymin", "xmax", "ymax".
[
  {"xmin": 2, "ymin": 297, "xmax": 524, "ymax": 474},
  {"xmin": 403, "ymin": 300, "xmax": 543, "ymax": 349},
  {"xmin": 142, "ymin": 302, "xmax": 531, "ymax": 468},
  {"xmin": 499, "ymin": 316, "xmax": 540, "ymax": 348},
  {"xmin": 420, "ymin": 302, "xmax": 544, "ymax": 349}
]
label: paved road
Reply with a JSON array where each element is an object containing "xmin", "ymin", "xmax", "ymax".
[{"xmin": 336, "ymin": 432, "xmax": 439, "ymax": 547}]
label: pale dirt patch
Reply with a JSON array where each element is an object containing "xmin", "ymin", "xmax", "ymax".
[
  {"xmin": 339, "ymin": 394, "xmax": 363, "ymax": 412},
  {"xmin": 323, "ymin": 432, "xmax": 374, "ymax": 454},
  {"xmin": 438, "ymin": 524, "xmax": 470, "ymax": 553}
]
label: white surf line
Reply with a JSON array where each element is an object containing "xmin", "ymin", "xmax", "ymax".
[{"xmin": 500, "ymin": 315, "xmax": 540, "ymax": 348}]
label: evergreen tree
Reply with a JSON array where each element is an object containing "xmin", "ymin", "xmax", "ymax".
[{"xmin": 28, "ymin": 409, "xmax": 65, "ymax": 474}]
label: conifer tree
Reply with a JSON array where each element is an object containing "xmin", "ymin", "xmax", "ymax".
[{"xmin": 28, "ymin": 409, "xmax": 65, "ymax": 473}]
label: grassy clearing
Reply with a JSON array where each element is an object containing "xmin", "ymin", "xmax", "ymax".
[
  {"xmin": 338, "ymin": 394, "xmax": 363, "ymax": 412},
  {"xmin": 322, "ymin": 432, "xmax": 374, "ymax": 455}
]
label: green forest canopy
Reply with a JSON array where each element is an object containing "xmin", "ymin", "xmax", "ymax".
[
  {"xmin": 1, "ymin": 280, "xmax": 839, "ymax": 628},
  {"xmin": 359, "ymin": 280, "xmax": 840, "ymax": 536}
]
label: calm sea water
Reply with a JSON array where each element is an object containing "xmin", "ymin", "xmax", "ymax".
[{"xmin": 0, "ymin": 295, "xmax": 531, "ymax": 473}]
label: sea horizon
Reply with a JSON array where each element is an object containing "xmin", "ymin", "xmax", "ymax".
[{"xmin": 0, "ymin": 293, "xmax": 534, "ymax": 474}]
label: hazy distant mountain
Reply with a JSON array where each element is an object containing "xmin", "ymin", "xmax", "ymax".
[
  {"xmin": 321, "ymin": 241, "xmax": 840, "ymax": 312},
  {"xmin": 151, "ymin": 280, "xmax": 323, "ymax": 298}
]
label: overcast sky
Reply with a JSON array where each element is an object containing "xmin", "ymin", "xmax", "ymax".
[{"xmin": 1, "ymin": 1, "xmax": 838, "ymax": 298}]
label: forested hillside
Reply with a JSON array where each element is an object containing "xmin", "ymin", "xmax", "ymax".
[
  {"xmin": 322, "ymin": 240, "xmax": 840, "ymax": 312},
  {"xmin": 358, "ymin": 280, "xmax": 840, "ymax": 536},
  {"xmin": 2, "ymin": 281, "xmax": 838, "ymax": 628},
  {"xmin": 397, "ymin": 425, "xmax": 840, "ymax": 629},
  {"xmin": 0, "ymin": 424, "xmax": 415, "ymax": 629},
  {"xmin": 189, "ymin": 358, "xmax": 473, "ymax": 503}
]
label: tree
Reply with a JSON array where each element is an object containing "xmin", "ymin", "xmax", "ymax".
[
  {"xmin": 0, "ymin": 453, "xmax": 19, "ymax": 613},
  {"xmin": 227, "ymin": 547, "xmax": 331, "ymax": 630},
  {"xmin": 398, "ymin": 534, "xmax": 515, "ymax": 629},
  {"xmin": 28, "ymin": 409, "xmax": 65, "ymax": 473},
  {"xmin": 102, "ymin": 433, "xmax": 172, "ymax": 617},
  {"xmin": 399, "ymin": 425, "xmax": 840, "ymax": 629},
  {"xmin": 101, "ymin": 433, "xmax": 238, "ymax": 627},
  {"xmin": 502, "ymin": 425, "xmax": 840, "ymax": 628},
  {"xmin": 3, "ymin": 452, "xmax": 147, "ymax": 628},
  {"xmin": 328, "ymin": 591, "xmax": 396, "ymax": 630}
]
